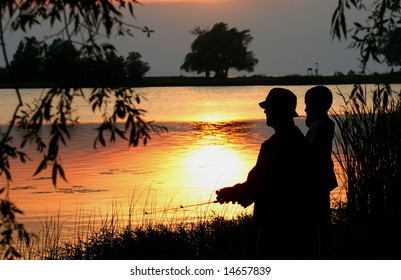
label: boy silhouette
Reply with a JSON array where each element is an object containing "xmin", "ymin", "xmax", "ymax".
[{"xmin": 305, "ymin": 85, "xmax": 338, "ymax": 259}]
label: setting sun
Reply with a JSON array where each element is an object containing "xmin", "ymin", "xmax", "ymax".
[{"xmin": 185, "ymin": 145, "xmax": 245, "ymax": 189}]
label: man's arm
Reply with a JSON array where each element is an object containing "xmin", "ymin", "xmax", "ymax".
[{"xmin": 216, "ymin": 141, "xmax": 270, "ymax": 208}]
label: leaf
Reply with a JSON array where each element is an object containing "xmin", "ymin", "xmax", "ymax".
[
  {"xmin": 4, "ymin": 169, "xmax": 12, "ymax": 181},
  {"xmin": 57, "ymin": 164, "xmax": 67, "ymax": 183},
  {"xmin": 52, "ymin": 163, "xmax": 58, "ymax": 186},
  {"xmin": 18, "ymin": 152, "xmax": 29, "ymax": 163},
  {"xmin": 47, "ymin": 135, "xmax": 59, "ymax": 161},
  {"xmin": 341, "ymin": 12, "xmax": 347, "ymax": 37},
  {"xmin": 114, "ymin": 127, "xmax": 127, "ymax": 140},
  {"xmin": 135, "ymin": 95, "xmax": 141, "ymax": 104},
  {"xmin": 34, "ymin": 159, "xmax": 47, "ymax": 176},
  {"xmin": 11, "ymin": 246, "xmax": 22, "ymax": 259},
  {"xmin": 1, "ymin": 229, "xmax": 12, "ymax": 237},
  {"xmin": 11, "ymin": 204, "xmax": 23, "ymax": 214},
  {"xmin": 97, "ymin": 132, "xmax": 106, "ymax": 147},
  {"xmin": 129, "ymin": 2, "xmax": 134, "ymax": 15}
]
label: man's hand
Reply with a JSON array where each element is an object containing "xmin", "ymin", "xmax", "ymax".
[
  {"xmin": 237, "ymin": 197, "xmax": 253, "ymax": 208},
  {"xmin": 216, "ymin": 184, "xmax": 254, "ymax": 208},
  {"xmin": 216, "ymin": 186, "xmax": 237, "ymax": 204}
]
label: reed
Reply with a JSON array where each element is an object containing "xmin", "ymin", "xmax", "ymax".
[
  {"xmin": 332, "ymin": 83, "xmax": 401, "ymax": 219},
  {"xmin": 57, "ymin": 214, "xmax": 255, "ymax": 260},
  {"xmin": 11, "ymin": 188, "xmax": 252, "ymax": 260},
  {"xmin": 327, "ymin": 83, "xmax": 401, "ymax": 258}
]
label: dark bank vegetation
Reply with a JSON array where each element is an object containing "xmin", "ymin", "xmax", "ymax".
[
  {"xmin": 2, "ymin": 71, "xmax": 400, "ymax": 89},
  {"xmin": 331, "ymin": 83, "xmax": 401, "ymax": 259},
  {"xmin": 54, "ymin": 215, "xmax": 256, "ymax": 260},
  {"xmin": 17, "ymin": 205, "xmax": 401, "ymax": 259},
  {"xmin": 128, "ymin": 72, "xmax": 401, "ymax": 87},
  {"xmin": 0, "ymin": 36, "xmax": 151, "ymax": 88},
  {"xmin": 333, "ymin": 84, "xmax": 401, "ymax": 219}
]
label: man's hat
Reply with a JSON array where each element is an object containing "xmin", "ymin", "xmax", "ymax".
[{"xmin": 259, "ymin": 88, "xmax": 299, "ymax": 117}]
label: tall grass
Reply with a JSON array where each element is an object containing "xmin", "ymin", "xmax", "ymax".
[
  {"xmin": 11, "ymin": 193, "xmax": 254, "ymax": 260},
  {"xmin": 332, "ymin": 83, "xmax": 401, "ymax": 219},
  {"xmin": 328, "ymin": 83, "xmax": 401, "ymax": 258},
  {"xmin": 58, "ymin": 214, "xmax": 255, "ymax": 260}
]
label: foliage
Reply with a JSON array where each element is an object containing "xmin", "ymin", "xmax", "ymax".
[
  {"xmin": 332, "ymin": 84, "xmax": 401, "ymax": 219},
  {"xmin": 9, "ymin": 36, "xmax": 44, "ymax": 83},
  {"xmin": 26, "ymin": 207, "xmax": 401, "ymax": 259},
  {"xmin": 0, "ymin": 188, "xmax": 31, "ymax": 260},
  {"xmin": 0, "ymin": 0, "xmax": 165, "ymax": 259},
  {"xmin": 331, "ymin": 5, "xmax": 401, "ymax": 258},
  {"xmin": 42, "ymin": 38, "xmax": 81, "ymax": 86},
  {"xmin": 181, "ymin": 22, "xmax": 258, "ymax": 78},
  {"xmin": 126, "ymin": 51, "xmax": 150, "ymax": 80},
  {"xmin": 330, "ymin": 83, "xmax": 401, "ymax": 259},
  {"xmin": 331, "ymin": 0, "xmax": 401, "ymax": 70},
  {"xmin": 379, "ymin": 27, "xmax": 401, "ymax": 67},
  {"xmin": 1, "ymin": 36, "xmax": 151, "ymax": 85}
]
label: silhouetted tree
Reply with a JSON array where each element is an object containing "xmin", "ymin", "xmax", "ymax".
[
  {"xmin": 9, "ymin": 37, "xmax": 44, "ymax": 83},
  {"xmin": 43, "ymin": 38, "xmax": 81, "ymax": 85},
  {"xmin": 93, "ymin": 51, "xmax": 127, "ymax": 86},
  {"xmin": 126, "ymin": 51, "xmax": 150, "ymax": 80},
  {"xmin": 181, "ymin": 22, "xmax": 258, "ymax": 78},
  {"xmin": 4, "ymin": 37, "xmax": 151, "ymax": 86}
]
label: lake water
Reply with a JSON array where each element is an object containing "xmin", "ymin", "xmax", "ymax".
[{"xmin": 0, "ymin": 85, "xmax": 381, "ymax": 238}]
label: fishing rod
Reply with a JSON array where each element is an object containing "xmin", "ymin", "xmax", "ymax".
[{"xmin": 144, "ymin": 200, "xmax": 218, "ymax": 215}]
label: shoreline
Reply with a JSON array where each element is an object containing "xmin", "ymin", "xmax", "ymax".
[
  {"xmin": 132, "ymin": 73, "xmax": 401, "ymax": 87},
  {"xmin": 1, "ymin": 73, "xmax": 401, "ymax": 89}
]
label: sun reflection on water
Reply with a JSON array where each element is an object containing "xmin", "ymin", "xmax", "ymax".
[
  {"xmin": 167, "ymin": 121, "xmax": 256, "ymax": 222},
  {"xmin": 185, "ymin": 145, "xmax": 244, "ymax": 189},
  {"xmin": 6, "ymin": 119, "xmax": 260, "ymax": 235}
]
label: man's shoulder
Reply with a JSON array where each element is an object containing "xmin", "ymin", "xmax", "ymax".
[
  {"xmin": 262, "ymin": 127, "xmax": 306, "ymax": 147},
  {"xmin": 260, "ymin": 133, "xmax": 279, "ymax": 151},
  {"xmin": 261, "ymin": 136, "xmax": 274, "ymax": 147}
]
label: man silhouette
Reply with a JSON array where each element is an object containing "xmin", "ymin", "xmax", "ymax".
[
  {"xmin": 305, "ymin": 85, "xmax": 338, "ymax": 259},
  {"xmin": 216, "ymin": 88, "xmax": 319, "ymax": 259}
]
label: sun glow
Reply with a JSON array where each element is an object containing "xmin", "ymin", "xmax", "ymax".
[
  {"xmin": 191, "ymin": 112, "xmax": 239, "ymax": 123},
  {"xmin": 184, "ymin": 145, "xmax": 245, "ymax": 189}
]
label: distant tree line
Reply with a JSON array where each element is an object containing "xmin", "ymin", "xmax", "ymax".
[{"xmin": 0, "ymin": 36, "xmax": 150, "ymax": 86}]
